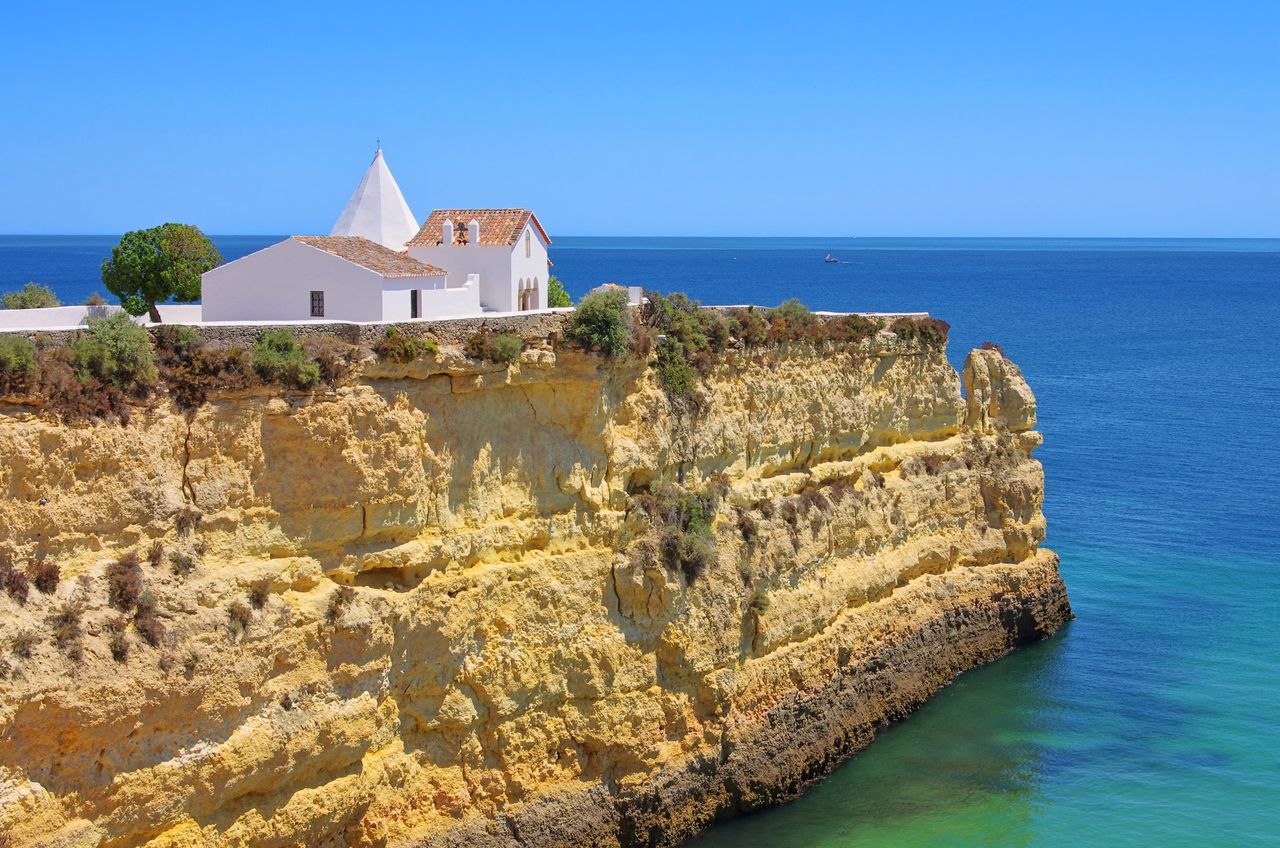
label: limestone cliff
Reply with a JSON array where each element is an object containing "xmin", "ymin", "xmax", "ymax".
[{"xmin": 0, "ymin": 320, "xmax": 1070, "ymax": 847}]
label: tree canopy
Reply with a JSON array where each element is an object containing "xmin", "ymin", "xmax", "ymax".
[
  {"xmin": 2, "ymin": 282, "xmax": 61, "ymax": 309},
  {"xmin": 102, "ymin": 224, "xmax": 222, "ymax": 322},
  {"xmin": 547, "ymin": 275, "xmax": 571, "ymax": 308}
]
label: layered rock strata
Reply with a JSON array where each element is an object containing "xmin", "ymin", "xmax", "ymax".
[{"xmin": 0, "ymin": 328, "xmax": 1070, "ymax": 847}]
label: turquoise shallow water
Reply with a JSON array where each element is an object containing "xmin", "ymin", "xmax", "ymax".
[{"xmin": 3, "ymin": 236, "xmax": 1279, "ymax": 845}]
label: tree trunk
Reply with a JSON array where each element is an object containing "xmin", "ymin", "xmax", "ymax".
[{"xmin": 148, "ymin": 303, "xmax": 162, "ymax": 323}]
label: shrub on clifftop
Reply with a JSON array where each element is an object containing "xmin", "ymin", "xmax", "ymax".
[
  {"xmin": 889, "ymin": 316, "xmax": 950, "ymax": 348},
  {"xmin": 253, "ymin": 329, "xmax": 320, "ymax": 389},
  {"xmin": 0, "ymin": 335, "xmax": 36, "ymax": 393},
  {"xmin": 373, "ymin": 327, "xmax": 438, "ymax": 363},
  {"xmin": 566, "ymin": 288, "xmax": 632, "ymax": 357},
  {"xmin": 1, "ymin": 282, "xmax": 60, "ymax": 309},
  {"xmin": 71, "ymin": 313, "xmax": 157, "ymax": 393},
  {"xmin": 465, "ymin": 330, "xmax": 523, "ymax": 365}
]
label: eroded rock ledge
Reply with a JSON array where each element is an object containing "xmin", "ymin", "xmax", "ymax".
[{"xmin": 0, "ymin": 329, "xmax": 1069, "ymax": 848}]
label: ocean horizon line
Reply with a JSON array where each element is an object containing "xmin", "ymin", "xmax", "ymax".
[{"xmin": 1, "ymin": 234, "xmax": 1277, "ymax": 254}]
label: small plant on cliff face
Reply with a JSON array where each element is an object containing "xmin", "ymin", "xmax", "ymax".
[
  {"xmin": 147, "ymin": 540, "xmax": 165, "ymax": 568},
  {"xmin": 182, "ymin": 650, "xmax": 200, "ymax": 677},
  {"xmin": 169, "ymin": 550, "xmax": 196, "ymax": 576},
  {"xmin": 373, "ymin": 327, "xmax": 438, "ymax": 363},
  {"xmin": 326, "ymin": 585, "xmax": 356, "ymax": 626},
  {"xmin": 248, "ymin": 579, "xmax": 270, "ymax": 610},
  {"xmin": 750, "ymin": 586, "xmax": 771, "ymax": 616},
  {"xmin": 981, "ymin": 340, "xmax": 1005, "ymax": 357},
  {"xmin": 227, "ymin": 601, "xmax": 252, "ymax": 637},
  {"xmin": 654, "ymin": 337, "xmax": 696, "ymax": 398},
  {"xmin": 107, "ymin": 553, "xmax": 143, "ymax": 612},
  {"xmin": 134, "ymin": 591, "xmax": 164, "ymax": 647},
  {"xmin": 29, "ymin": 559, "xmax": 60, "ymax": 594},
  {"xmin": 108, "ymin": 622, "xmax": 130, "ymax": 663},
  {"xmin": 10, "ymin": 629, "xmax": 37, "ymax": 659},
  {"xmin": 0, "ymin": 561, "xmax": 30, "ymax": 605},
  {"xmin": 566, "ymin": 288, "xmax": 632, "ymax": 357},
  {"xmin": 633, "ymin": 483, "xmax": 720, "ymax": 585},
  {"xmin": 175, "ymin": 504, "xmax": 202, "ymax": 536},
  {"xmin": 48, "ymin": 603, "xmax": 83, "ymax": 660},
  {"xmin": 464, "ymin": 330, "xmax": 523, "ymax": 365}
]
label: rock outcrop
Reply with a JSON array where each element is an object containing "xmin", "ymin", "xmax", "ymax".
[{"xmin": 0, "ymin": 323, "xmax": 1070, "ymax": 847}]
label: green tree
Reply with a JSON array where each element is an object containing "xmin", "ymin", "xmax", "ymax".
[
  {"xmin": 102, "ymin": 224, "xmax": 222, "ymax": 322},
  {"xmin": 547, "ymin": 275, "xmax": 571, "ymax": 308},
  {"xmin": 2, "ymin": 282, "xmax": 60, "ymax": 309}
]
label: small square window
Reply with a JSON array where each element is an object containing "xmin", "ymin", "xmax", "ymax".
[{"xmin": 310, "ymin": 290, "xmax": 324, "ymax": 318}]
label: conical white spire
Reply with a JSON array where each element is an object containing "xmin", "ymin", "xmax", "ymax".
[{"xmin": 329, "ymin": 149, "xmax": 419, "ymax": 250}]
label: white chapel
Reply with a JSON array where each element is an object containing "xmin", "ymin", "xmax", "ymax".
[{"xmin": 200, "ymin": 150, "xmax": 552, "ymax": 322}]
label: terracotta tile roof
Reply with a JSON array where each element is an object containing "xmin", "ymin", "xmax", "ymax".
[
  {"xmin": 292, "ymin": 236, "xmax": 445, "ymax": 277},
  {"xmin": 407, "ymin": 209, "xmax": 551, "ymax": 248}
]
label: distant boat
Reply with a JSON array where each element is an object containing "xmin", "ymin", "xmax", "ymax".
[{"xmin": 824, "ymin": 254, "xmax": 839, "ymax": 264}]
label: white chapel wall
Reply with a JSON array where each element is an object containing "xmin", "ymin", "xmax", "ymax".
[{"xmin": 202, "ymin": 239, "xmax": 385, "ymax": 322}]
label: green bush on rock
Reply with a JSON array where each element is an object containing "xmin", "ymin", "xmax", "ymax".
[
  {"xmin": 0, "ymin": 335, "xmax": 36, "ymax": 392},
  {"xmin": 253, "ymin": 328, "xmax": 320, "ymax": 389},
  {"xmin": 373, "ymin": 327, "xmax": 438, "ymax": 363},
  {"xmin": 567, "ymin": 288, "xmax": 632, "ymax": 357},
  {"xmin": 71, "ymin": 313, "xmax": 157, "ymax": 393},
  {"xmin": 465, "ymin": 330, "xmax": 524, "ymax": 365}
]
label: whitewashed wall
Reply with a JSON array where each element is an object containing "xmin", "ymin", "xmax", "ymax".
[
  {"xmin": 410, "ymin": 241, "xmax": 517, "ymax": 311},
  {"xmin": 0, "ymin": 303, "xmax": 202, "ymax": 330},
  {"xmin": 203, "ymin": 239, "xmax": 381, "ymax": 322},
  {"xmin": 510, "ymin": 221, "xmax": 551, "ymax": 310},
  {"xmin": 202, "ymin": 239, "xmax": 422, "ymax": 323},
  {"xmin": 380, "ymin": 277, "xmax": 483, "ymax": 320},
  {"xmin": 408, "ymin": 223, "xmax": 550, "ymax": 313}
]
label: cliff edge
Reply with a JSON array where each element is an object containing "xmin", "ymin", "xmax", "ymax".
[{"xmin": 0, "ymin": 318, "xmax": 1070, "ymax": 847}]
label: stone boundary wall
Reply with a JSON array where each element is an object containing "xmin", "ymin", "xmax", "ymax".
[
  {"xmin": 0, "ymin": 309, "xmax": 578, "ymax": 349},
  {"xmin": 0, "ymin": 306, "xmax": 932, "ymax": 351}
]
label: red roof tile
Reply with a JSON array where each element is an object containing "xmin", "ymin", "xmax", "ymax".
[
  {"xmin": 407, "ymin": 209, "xmax": 551, "ymax": 248},
  {"xmin": 292, "ymin": 236, "xmax": 445, "ymax": 277}
]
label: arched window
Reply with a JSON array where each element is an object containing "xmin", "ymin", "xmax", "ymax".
[{"xmin": 525, "ymin": 229, "xmax": 531, "ymax": 258}]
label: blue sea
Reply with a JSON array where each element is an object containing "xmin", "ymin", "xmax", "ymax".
[{"xmin": 3, "ymin": 235, "xmax": 1279, "ymax": 846}]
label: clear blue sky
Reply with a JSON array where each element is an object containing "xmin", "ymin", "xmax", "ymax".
[{"xmin": 1, "ymin": 1, "xmax": 1276, "ymax": 237}]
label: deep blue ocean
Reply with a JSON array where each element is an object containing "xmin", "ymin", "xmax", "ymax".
[{"xmin": 3, "ymin": 235, "xmax": 1279, "ymax": 846}]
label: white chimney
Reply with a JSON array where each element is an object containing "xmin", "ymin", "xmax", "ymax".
[
  {"xmin": 468, "ymin": 219, "xmax": 480, "ymax": 246},
  {"xmin": 442, "ymin": 220, "xmax": 454, "ymax": 245}
]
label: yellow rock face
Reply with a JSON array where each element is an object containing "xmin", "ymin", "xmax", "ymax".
[{"xmin": 0, "ymin": 332, "xmax": 1069, "ymax": 848}]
